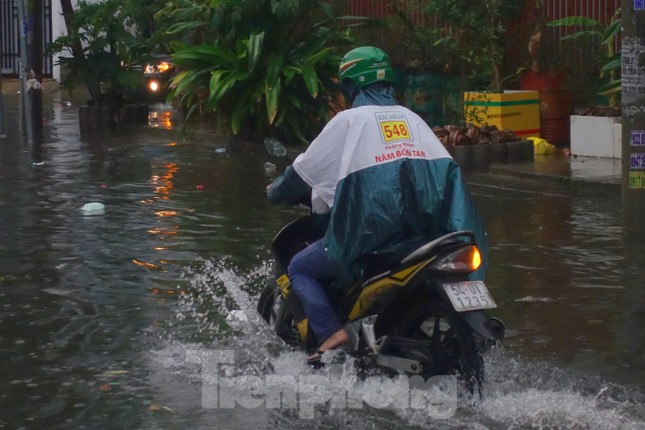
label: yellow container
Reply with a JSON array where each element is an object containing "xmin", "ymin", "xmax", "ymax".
[{"xmin": 463, "ymin": 91, "xmax": 540, "ymax": 139}]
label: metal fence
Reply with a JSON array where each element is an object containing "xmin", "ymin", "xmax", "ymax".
[
  {"xmin": 506, "ymin": 0, "xmax": 621, "ymax": 71},
  {"xmin": 345, "ymin": 0, "xmax": 621, "ymax": 74},
  {"xmin": 0, "ymin": 0, "xmax": 53, "ymax": 77},
  {"xmin": 1, "ymin": 0, "xmax": 620, "ymax": 79},
  {"xmin": 345, "ymin": 0, "xmax": 620, "ymax": 27}
]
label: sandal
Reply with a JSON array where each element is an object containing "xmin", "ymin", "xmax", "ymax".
[{"xmin": 305, "ymin": 328, "xmax": 349, "ymax": 368}]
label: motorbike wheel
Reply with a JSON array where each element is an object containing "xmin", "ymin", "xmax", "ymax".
[
  {"xmin": 259, "ymin": 285, "xmax": 301, "ymax": 348},
  {"xmin": 396, "ymin": 300, "xmax": 484, "ymax": 398},
  {"xmin": 257, "ymin": 285, "xmax": 276, "ymax": 324}
]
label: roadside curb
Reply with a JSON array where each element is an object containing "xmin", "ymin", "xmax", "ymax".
[{"xmin": 488, "ymin": 163, "xmax": 622, "ymax": 190}]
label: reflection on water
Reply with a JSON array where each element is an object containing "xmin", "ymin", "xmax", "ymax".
[
  {"xmin": 469, "ymin": 177, "xmax": 645, "ymax": 390},
  {"xmin": 0, "ymin": 89, "xmax": 644, "ymax": 428},
  {"xmin": 148, "ymin": 104, "xmax": 177, "ymax": 130}
]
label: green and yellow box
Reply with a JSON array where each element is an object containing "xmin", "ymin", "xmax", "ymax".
[{"xmin": 463, "ymin": 91, "xmax": 540, "ymax": 138}]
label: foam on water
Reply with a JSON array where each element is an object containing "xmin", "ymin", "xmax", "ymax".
[
  {"xmin": 478, "ymin": 348, "xmax": 645, "ymax": 429},
  {"xmin": 148, "ymin": 260, "xmax": 645, "ymax": 429}
]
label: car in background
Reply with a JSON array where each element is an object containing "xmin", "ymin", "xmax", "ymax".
[{"xmin": 140, "ymin": 55, "xmax": 175, "ymax": 103}]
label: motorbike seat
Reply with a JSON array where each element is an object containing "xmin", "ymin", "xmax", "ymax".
[{"xmin": 362, "ymin": 237, "xmax": 428, "ymax": 279}]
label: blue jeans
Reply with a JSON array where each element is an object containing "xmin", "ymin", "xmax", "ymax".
[{"xmin": 288, "ymin": 239, "xmax": 342, "ymax": 343}]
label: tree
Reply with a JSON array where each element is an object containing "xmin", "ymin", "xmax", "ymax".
[{"xmin": 49, "ymin": 0, "xmax": 173, "ymax": 108}]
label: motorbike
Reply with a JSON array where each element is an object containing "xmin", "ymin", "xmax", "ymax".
[{"xmin": 257, "ymin": 139, "xmax": 505, "ymax": 396}]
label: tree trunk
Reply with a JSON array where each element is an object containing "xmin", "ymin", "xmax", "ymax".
[
  {"xmin": 59, "ymin": 0, "xmax": 100, "ymax": 103},
  {"xmin": 59, "ymin": 0, "xmax": 84, "ymax": 59}
]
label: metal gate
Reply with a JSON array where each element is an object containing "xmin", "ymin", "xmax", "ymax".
[{"xmin": 0, "ymin": 0, "xmax": 52, "ymax": 77}]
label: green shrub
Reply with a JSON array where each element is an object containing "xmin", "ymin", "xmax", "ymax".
[
  {"xmin": 162, "ymin": 0, "xmax": 363, "ymax": 144},
  {"xmin": 548, "ymin": 7, "xmax": 621, "ymax": 108},
  {"xmin": 49, "ymin": 0, "xmax": 170, "ymax": 107}
]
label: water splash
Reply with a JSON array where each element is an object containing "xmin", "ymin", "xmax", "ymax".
[
  {"xmin": 477, "ymin": 348, "xmax": 645, "ymax": 429},
  {"xmin": 149, "ymin": 261, "xmax": 645, "ymax": 429}
]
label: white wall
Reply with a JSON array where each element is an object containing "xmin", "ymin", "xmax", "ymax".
[{"xmin": 570, "ymin": 115, "xmax": 622, "ymax": 159}]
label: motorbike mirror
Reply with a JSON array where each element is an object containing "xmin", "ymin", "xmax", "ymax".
[{"xmin": 263, "ymin": 138, "xmax": 288, "ymax": 158}]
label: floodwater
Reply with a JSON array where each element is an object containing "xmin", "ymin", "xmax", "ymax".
[{"xmin": 0, "ymin": 87, "xmax": 644, "ymax": 429}]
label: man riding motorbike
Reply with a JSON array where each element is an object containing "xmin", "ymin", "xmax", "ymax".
[{"xmin": 266, "ymin": 46, "xmax": 488, "ymax": 365}]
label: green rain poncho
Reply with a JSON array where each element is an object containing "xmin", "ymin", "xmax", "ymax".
[{"xmin": 269, "ymin": 103, "xmax": 488, "ymax": 285}]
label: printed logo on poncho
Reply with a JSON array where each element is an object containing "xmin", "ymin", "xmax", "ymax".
[{"xmin": 375, "ymin": 112, "xmax": 413, "ymax": 144}]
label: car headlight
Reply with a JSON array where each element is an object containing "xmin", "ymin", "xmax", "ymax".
[
  {"xmin": 145, "ymin": 61, "xmax": 172, "ymax": 75},
  {"xmin": 157, "ymin": 62, "xmax": 171, "ymax": 73},
  {"xmin": 148, "ymin": 80, "xmax": 160, "ymax": 92}
]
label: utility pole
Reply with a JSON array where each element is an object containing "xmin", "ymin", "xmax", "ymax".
[
  {"xmin": 0, "ymin": 42, "xmax": 6, "ymax": 139},
  {"xmin": 622, "ymin": 1, "xmax": 645, "ymax": 233},
  {"xmin": 17, "ymin": 0, "xmax": 43, "ymax": 143},
  {"xmin": 17, "ymin": 0, "xmax": 34, "ymax": 143},
  {"xmin": 25, "ymin": 0, "xmax": 43, "ymax": 134}
]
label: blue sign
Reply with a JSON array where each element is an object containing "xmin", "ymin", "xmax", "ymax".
[
  {"xmin": 632, "ymin": 130, "xmax": 645, "ymax": 146},
  {"xmin": 637, "ymin": 0, "xmax": 645, "ymax": 11},
  {"xmin": 630, "ymin": 153, "xmax": 645, "ymax": 169}
]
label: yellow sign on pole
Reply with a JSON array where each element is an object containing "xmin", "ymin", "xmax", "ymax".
[{"xmin": 629, "ymin": 171, "xmax": 645, "ymax": 189}]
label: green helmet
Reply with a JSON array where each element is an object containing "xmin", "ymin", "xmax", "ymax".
[{"xmin": 339, "ymin": 46, "xmax": 394, "ymax": 88}]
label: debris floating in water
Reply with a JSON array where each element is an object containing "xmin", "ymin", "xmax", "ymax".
[
  {"xmin": 149, "ymin": 404, "xmax": 175, "ymax": 413},
  {"xmin": 263, "ymin": 137, "xmax": 288, "ymax": 157},
  {"xmin": 80, "ymin": 202, "xmax": 105, "ymax": 215},
  {"xmin": 264, "ymin": 162, "xmax": 276, "ymax": 173},
  {"xmin": 515, "ymin": 296, "xmax": 554, "ymax": 303}
]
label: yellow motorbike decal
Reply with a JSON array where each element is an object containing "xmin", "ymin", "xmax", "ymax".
[
  {"xmin": 296, "ymin": 318, "xmax": 308, "ymax": 341},
  {"xmin": 276, "ymin": 274, "xmax": 309, "ymax": 341},
  {"xmin": 348, "ymin": 259, "xmax": 431, "ymax": 320},
  {"xmin": 277, "ymin": 274, "xmax": 291, "ymax": 297}
]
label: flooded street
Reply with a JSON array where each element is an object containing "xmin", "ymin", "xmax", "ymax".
[{"xmin": 1, "ymin": 88, "xmax": 644, "ymax": 429}]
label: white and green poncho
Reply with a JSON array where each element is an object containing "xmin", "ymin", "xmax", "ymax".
[{"xmin": 274, "ymin": 104, "xmax": 488, "ymax": 284}]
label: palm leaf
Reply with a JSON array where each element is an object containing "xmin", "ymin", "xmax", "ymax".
[
  {"xmin": 601, "ymin": 58, "xmax": 621, "ymax": 72},
  {"xmin": 211, "ymin": 70, "xmax": 251, "ymax": 101},
  {"xmin": 547, "ymin": 16, "xmax": 600, "ymax": 28},
  {"xmin": 603, "ymin": 19, "xmax": 621, "ymax": 43},
  {"xmin": 167, "ymin": 21, "xmax": 205, "ymax": 34},
  {"xmin": 560, "ymin": 30, "xmax": 602, "ymax": 41},
  {"xmin": 598, "ymin": 79, "xmax": 621, "ymax": 96},
  {"xmin": 265, "ymin": 77, "xmax": 281, "ymax": 124},
  {"xmin": 231, "ymin": 86, "xmax": 254, "ymax": 134},
  {"xmin": 299, "ymin": 63, "xmax": 319, "ymax": 98},
  {"xmin": 266, "ymin": 54, "xmax": 284, "ymax": 84},
  {"xmin": 247, "ymin": 32, "xmax": 265, "ymax": 71}
]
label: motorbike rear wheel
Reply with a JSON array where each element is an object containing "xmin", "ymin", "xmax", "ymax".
[{"xmin": 396, "ymin": 300, "xmax": 484, "ymax": 397}]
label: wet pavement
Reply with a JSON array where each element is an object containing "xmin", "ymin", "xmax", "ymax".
[
  {"xmin": 1, "ymin": 78, "xmax": 644, "ymax": 429},
  {"xmin": 0, "ymin": 78, "xmax": 625, "ymax": 187},
  {"xmin": 490, "ymin": 154, "xmax": 622, "ymax": 189}
]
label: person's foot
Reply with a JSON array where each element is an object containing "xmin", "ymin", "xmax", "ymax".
[{"xmin": 306, "ymin": 328, "xmax": 349, "ymax": 365}]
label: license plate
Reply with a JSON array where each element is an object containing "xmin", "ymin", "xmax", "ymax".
[{"xmin": 443, "ymin": 281, "xmax": 497, "ymax": 312}]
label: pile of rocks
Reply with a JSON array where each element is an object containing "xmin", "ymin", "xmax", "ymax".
[
  {"xmin": 432, "ymin": 124, "xmax": 521, "ymax": 147},
  {"xmin": 429, "ymin": 124, "xmax": 534, "ymax": 173}
]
